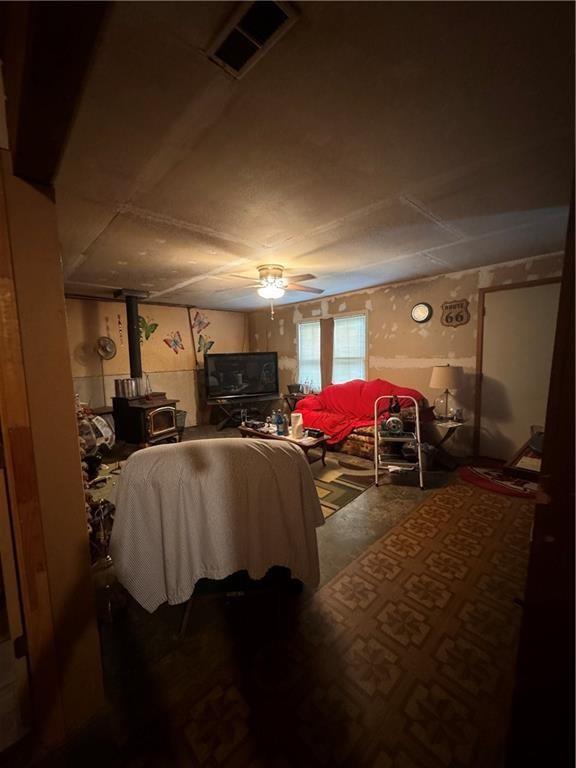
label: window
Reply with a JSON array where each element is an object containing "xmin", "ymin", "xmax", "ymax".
[
  {"xmin": 297, "ymin": 321, "xmax": 321, "ymax": 390},
  {"xmin": 332, "ymin": 314, "xmax": 366, "ymax": 384},
  {"xmin": 297, "ymin": 314, "xmax": 367, "ymax": 391}
]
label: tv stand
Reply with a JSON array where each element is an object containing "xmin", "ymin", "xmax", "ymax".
[{"xmin": 208, "ymin": 395, "xmax": 280, "ymax": 430}]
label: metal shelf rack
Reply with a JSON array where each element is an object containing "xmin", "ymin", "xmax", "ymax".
[{"xmin": 373, "ymin": 395, "xmax": 424, "ymax": 489}]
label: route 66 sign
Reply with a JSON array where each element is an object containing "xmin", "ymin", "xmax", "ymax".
[{"xmin": 441, "ymin": 299, "xmax": 470, "ymax": 327}]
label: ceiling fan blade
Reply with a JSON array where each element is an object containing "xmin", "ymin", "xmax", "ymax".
[
  {"xmin": 285, "ymin": 283, "xmax": 324, "ymax": 294},
  {"xmin": 284, "ymin": 273, "xmax": 316, "ymax": 282}
]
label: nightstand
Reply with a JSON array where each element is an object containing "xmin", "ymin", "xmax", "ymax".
[
  {"xmin": 433, "ymin": 419, "xmax": 467, "ymax": 469},
  {"xmin": 435, "ymin": 418, "xmax": 466, "ymax": 446}
]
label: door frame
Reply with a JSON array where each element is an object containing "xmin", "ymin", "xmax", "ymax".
[
  {"xmin": 0, "ymin": 466, "xmax": 30, "ymax": 749},
  {"xmin": 473, "ymin": 277, "xmax": 562, "ymax": 457},
  {"xmin": 0, "ymin": 152, "xmax": 66, "ymax": 747}
]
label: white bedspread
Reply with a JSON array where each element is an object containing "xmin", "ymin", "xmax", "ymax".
[{"xmin": 110, "ymin": 438, "xmax": 325, "ymax": 612}]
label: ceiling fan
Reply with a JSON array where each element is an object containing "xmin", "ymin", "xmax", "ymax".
[
  {"xmin": 216, "ymin": 264, "xmax": 324, "ymax": 318},
  {"xmin": 225, "ymin": 264, "xmax": 324, "ymax": 297}
]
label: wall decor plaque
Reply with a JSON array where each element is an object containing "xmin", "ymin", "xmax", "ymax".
[{"xmin": 441, "ymin": 299, "xmax": 470, "ymax": 327}]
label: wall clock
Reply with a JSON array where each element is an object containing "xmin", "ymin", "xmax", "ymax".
[{"xmin": 411, "ymin": 302, "xmax": 433, "ymax": 323}]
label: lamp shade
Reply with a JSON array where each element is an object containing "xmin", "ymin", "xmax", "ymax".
[{"xmin": 429, "ymin": 364, "xmax": 464, "ymax": 390}]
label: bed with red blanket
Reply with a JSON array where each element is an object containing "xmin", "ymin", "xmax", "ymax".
[{"xmin": 295, "ymin": 379, "xmax": 434, "ymax": 458}]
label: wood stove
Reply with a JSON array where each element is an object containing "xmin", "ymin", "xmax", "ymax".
[
  {"xmin": 113, "ymin": 393, "xmax": 179, "ymax": 445},
  {"xmin": 111, "ymin": 289, "xmax": 179, "ymax": 445}
]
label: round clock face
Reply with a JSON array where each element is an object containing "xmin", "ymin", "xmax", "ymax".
[{"xmin": 411, "ymin": 302, "xmax": 433, "ymax": 323}]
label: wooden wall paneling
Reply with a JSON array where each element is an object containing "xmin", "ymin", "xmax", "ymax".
[
  {"xmin": 0, "ymin": 151, "xmax": 65, "ymax": 747},
  {"xmin": 0, "ymin": 469, "xmax": 24, "ymax": 643},
  {"xmin": 0, "ymin": 467, "xmax": 30, "ymax": 734},
  {"xmin": 1, "ymin": 151, "xmax": 105, "ymax": 733}
]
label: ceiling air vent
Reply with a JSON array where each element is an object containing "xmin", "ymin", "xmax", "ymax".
[{"xmin": 208, "ymin": 1, "xmax": 297, "ymax": 78}]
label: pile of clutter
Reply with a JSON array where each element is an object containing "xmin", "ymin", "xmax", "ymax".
[
  {"xmin": 75, "ymin": 397, "xmax": 129, "ymax": 622},
  {"xmin": 75, "ymin": 397, "xmax": 116, "ymax": 564}
]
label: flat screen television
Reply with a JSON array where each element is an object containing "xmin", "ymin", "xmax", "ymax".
[{"xmin": 204, "ymin": 352, "xmax": 279, "ymax": 402}]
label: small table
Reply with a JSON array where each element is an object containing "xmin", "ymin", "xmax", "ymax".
[
  {"xmin": 434, "ymin": 419, "xmax": 466, "ymax": 447},
  {"xmin": 433, "ymin": 419, "xmax": 466, "ymax": 469},
  {"xmin": 238, "ymin": 425, "xmax": 328, "ymax": 466},
  {"xmin": 284, "ymin": 393, "xmax": 308, "ymax": 412}
]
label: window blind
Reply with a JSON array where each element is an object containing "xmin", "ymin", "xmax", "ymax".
[
  {"xmin": 332, "ymin": 314, "xmax": 366, "ymax": 384},
  {"xmin": 298, "ymin": 321, "xmax": 321, "ymax": 390}
]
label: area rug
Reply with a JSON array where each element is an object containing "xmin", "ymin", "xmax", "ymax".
[
  {"xmin": 311, "ymin": 453, "xmax": 374, "ymax": 519},
  {"xmin": 458, "ymin": 465, "xmax": 537, "ymax": 498}
]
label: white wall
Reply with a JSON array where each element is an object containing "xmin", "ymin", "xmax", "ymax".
[{"xmin": 480, "ymin": 282, "xmax": 560, "ymax": 460}]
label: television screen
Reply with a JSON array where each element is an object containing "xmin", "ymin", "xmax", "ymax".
[{"xmin": 204, "ymin": 352, "xmax": 279, "ymax": 401}]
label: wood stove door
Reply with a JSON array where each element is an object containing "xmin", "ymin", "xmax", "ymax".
[{"xmin": 147, "ymin": 406, "xmax": 176, "ymax": 438}]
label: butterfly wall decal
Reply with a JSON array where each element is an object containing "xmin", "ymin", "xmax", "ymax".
[
  {"xmin": 163, "ymin": 331, "xmax": 185, "ymax": 354},
  {"xmin": 197, "ymin": 334, "xmax": 214, "ymax": 355},
  {"xmin": 138, "ymin": 316, "xmax": 159, "ymax": 342},
  {"xmin": 191, "ymin": 311, "xmax": 210, "ymax": 334}
]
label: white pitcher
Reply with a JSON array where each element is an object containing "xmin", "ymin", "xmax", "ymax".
[{"xmin": 291, "ymin": 412, "xmax": 304, "ymax": 439}]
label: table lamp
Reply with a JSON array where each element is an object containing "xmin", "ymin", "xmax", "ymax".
[{"xmin": 429, "ymin": 364, "xmax": 464, "ymax": 420}]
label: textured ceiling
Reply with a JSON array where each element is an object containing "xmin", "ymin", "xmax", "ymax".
[{"xmin": 57, "ymin": 1, "xmax": 573, "ymax": 310}]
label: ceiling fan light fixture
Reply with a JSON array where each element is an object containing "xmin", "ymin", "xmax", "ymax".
[{"xmin": 257, "ymin": 284, "xmax": 285, "ymax": 299}]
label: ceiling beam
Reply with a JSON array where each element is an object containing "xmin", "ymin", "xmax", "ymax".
[{"xmin": 0, "ymin": 1, "xmax": 110, "ymax": 185}]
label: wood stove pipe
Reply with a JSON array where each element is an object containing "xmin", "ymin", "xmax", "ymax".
[
  {"xmin": 125, "ymin": 294, "xmax": 142, "ymax": 379},
  {"xmin": 114, "ymin": 289, "xmax": 149, "ymax": 379}
]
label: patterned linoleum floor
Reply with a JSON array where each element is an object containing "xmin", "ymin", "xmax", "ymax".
[
  {"xmin": 9, "ymin": 482, "xmax": 531, "ymax": 768},
  {"xmin": 167, "ymin": 482, "xmax": 530, "ymax": 768}
]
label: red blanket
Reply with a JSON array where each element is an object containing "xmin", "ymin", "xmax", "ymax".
[{"xmin": 295, "ymin": 378, "xmax": 430, "ymax": 444}]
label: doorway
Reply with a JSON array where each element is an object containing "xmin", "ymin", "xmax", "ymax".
[{"xmin": 476, "ymin": 279, "xmax": 561, "ymax": 461}]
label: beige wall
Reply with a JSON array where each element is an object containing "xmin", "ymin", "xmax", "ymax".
[
  {"xmin": 249, "ymin": 253, "xmax": 563, "ymax": 454},
  {"xmin": 481, "ymin": 282, "xmax": 560, "ymax": 459},
  {"xmin": 66, "ymin": 298, "xmax": 196, "ymax": 422},
  {"xmin": 66, "ymin": 299, "xmax": 248, "ymax": 426},
  {"xmin": 188, "ymin": 307, "xmax": 249, "ymax": 365}
]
